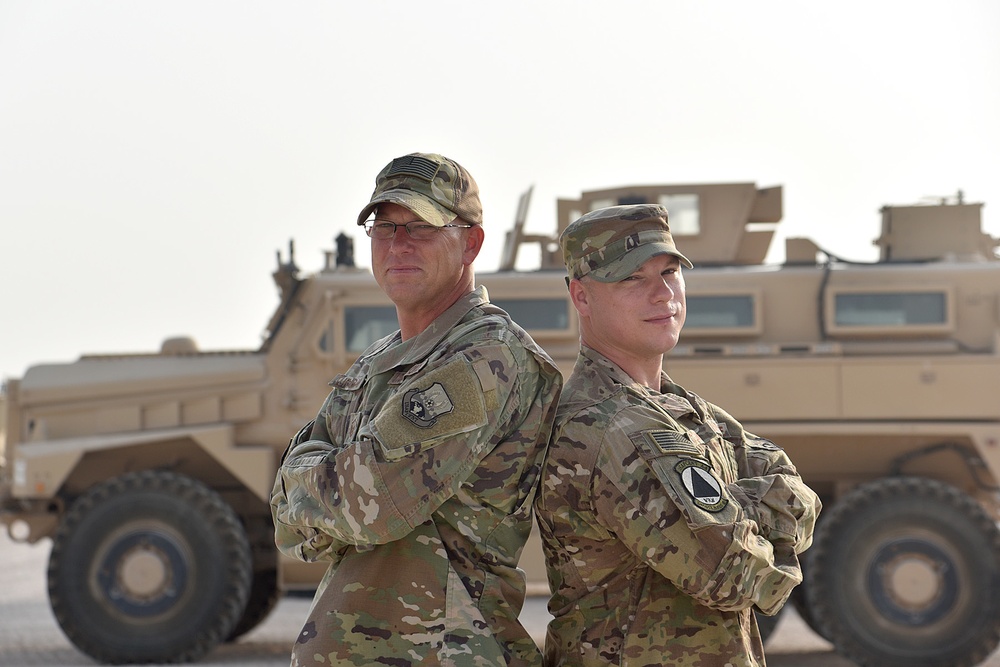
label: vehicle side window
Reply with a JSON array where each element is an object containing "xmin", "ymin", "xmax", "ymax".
[
  {"xmin": 834, "ymin": 292, "xmax": 947, "ymax": 327},
  {"xmin": 686, "ymin": 295, "xmax": 756, "ymax": 329},
  {"xmin": 492, "ymin": 298, "xmax": 569, "ymax": 331},
  {"xmin": 345, "ymin": 305, "xmax": 398, "ymax": 352},
  {"xmin": 658, "ymin": 193, "xmax": 700, "ymax": 236}
]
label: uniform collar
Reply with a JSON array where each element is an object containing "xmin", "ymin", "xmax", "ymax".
[
  {"xmin": 577, "ymin": 345, "xmax": 699, "ymax": 419},
  {"xmin": 368, "ymin": 286, "xmax": 490, "ymax": 375}
]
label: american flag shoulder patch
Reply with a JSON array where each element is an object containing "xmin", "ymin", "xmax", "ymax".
[{"xmin": 643, "ymin": 429, "xmax": 700, "ymax": 456}]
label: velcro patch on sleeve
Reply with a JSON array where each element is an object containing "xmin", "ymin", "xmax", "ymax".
[
  {"xmin": 471, "ymin": 357, "xmax": 500, "ymax": 411},
  {"xmin": 747, "ymin": 435, "xmax": 782, "ymax": 451},
  {"xmin": 642, "ymin": 429, "xmax": 701, "ymax": 457},
  {"xmin": 673, "ymin": 458, "xmax": 729, "ymax": 513},
  {"xmin": 370, "ymin": 356, "xmax": 488, "ymax": 461}
]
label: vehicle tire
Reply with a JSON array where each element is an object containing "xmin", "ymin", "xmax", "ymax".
[
  {"xmin": 226, "ymin": 569, "xmax": 280, "ymax": 640},
  {"xmin": 805, "ymin": 476, "xmax": 1000, "ymax": 667},
  {"xmin": 754, "ymin": 606, "xmax": 782, "ymax": 646},
  {"xmin": 790, "ymin": 581, "xmax": 829, "ymax": 641},
  {"xmin": 226, "ymin": 513, "xmax": 281, "ymax": 641},
  {"xmin": 47, "ymin": 470, "xmax": 253, "ymax": 664}
]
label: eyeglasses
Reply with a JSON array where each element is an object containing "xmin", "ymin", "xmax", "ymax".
[{"xmin": 363, "ymin": 219, "xmax": 474, "ymax": 241}]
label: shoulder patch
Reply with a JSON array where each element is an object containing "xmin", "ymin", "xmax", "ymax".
[
  {"xmin": 644, "ymin": 430, "xmax": 700, "ymax": 457},
  {"xmin": 674, "ymin": 458, "xmax": 728, "ymax": 513},
  {"xmin": 748, "ymin": 435, "xmax": 782, "ymax": 451},
  {"xmin": 402, "ymin": 382, "xmax": 454, "ymax": 427},
  {"xmin": 370, "ymin": 356, "xmax": 488, "ymax": 461}
]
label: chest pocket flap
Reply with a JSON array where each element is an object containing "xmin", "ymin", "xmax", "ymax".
[{"xmin": 369, "ymin": 355, "xmax": 489, "ymax": 461}]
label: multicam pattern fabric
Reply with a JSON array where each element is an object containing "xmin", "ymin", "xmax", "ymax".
[
  {"xmin": 271, "ymin": 286, "xmax": 562, "ymax": 666},
  {"xmin": 356, "ymin": 152, "xmax": 483, "ymax": 228},
  {"xmin": 535, "ymin": 346, "xmax": 821, "ymax": 667},
  {"xmin": 558, "ymin": 204, "xmax": 693, "ymax": 282}
]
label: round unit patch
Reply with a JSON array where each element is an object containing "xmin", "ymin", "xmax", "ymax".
[{"xmin": 674, "ymin": 459, "xmax": 728, "ymax": 513}]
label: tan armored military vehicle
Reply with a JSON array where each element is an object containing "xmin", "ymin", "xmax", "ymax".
[{"xmin": 2, "ymin": 182, "xmax": 999, "ymax": 667}]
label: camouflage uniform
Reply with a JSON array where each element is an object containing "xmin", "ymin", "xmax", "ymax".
[
  {"xmin": 535, "ymin": 204, "xmax": 821, "ymax": 666},
  {"xmin": 271, "ymin": 285, "xmax": 561, "ymax": 666},
  {"xmin": 271, "ymin": 152, "xmax": 562, "ymax": 666},
  {"xmin": 536, "ymin": 348, "xmax": 819, "ymax": 666}
]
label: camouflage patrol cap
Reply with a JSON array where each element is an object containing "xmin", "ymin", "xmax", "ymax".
[
  {"xmin": 356, "ymin": 152, "xmax": 483, "ymax": 228},
  {"xmin": 560, "ymin": 204, "xmax": 693, "ymax": 282}
]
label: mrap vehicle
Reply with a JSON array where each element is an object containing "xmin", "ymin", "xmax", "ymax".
[{"xmin": 2, "ymin": 182, "xmax": 998, "ymax": 666}]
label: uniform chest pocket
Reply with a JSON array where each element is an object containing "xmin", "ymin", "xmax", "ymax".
[{"xmin": 325, "ymin": 373, "xmax": 366, "ymax": 445}]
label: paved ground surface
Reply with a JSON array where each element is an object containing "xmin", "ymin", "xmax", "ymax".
[{"xmin": 2, "ymin": 530, "xmax": 996, "ymax": 667}]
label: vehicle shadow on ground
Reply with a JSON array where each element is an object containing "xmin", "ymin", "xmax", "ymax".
[
  {"xmin": 767, "ymin": 653, "xmax": 856, "ymax": 667},
  {"xmin": 0, "ymin": 642, "xmax": 296, "ymax": 667},
  {"xmin": 0, "ymin": 645, "xmax": 855, "ymax": 667}
]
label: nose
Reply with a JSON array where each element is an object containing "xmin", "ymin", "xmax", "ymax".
[
  {"xmin": 650, "ymin": 277, "xmax": 674, "ymax": 301},
  {"xmin": 384, "ymin": 225, "xmax": 415, "ymax": 252}
]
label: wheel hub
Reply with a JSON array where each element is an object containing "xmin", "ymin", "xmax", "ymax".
[
  {"xmin": 886, "ymin": 554, "xmax": 939, "ymax": 608},
  {"xmin": 867, "ymin": 537, "xmax": 958, "ymax": 626},
  {"xmin": 96, "ymin": 531, "xmax": 189, "ymax": 617},
  {"xmin": 118, "ymin": 544, "xmax": 170, "ymax": 598}
]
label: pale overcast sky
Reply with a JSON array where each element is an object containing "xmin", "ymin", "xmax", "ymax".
[{"xmin": 2, "ymin": 1, "xmax": 998, "ymax": 380}]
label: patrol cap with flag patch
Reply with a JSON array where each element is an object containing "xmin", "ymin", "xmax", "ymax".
[
  {"xmin": 356, "ymin": 152, "xmax": 483, "ymax": 228},
  {"xmin": 560, "ymin": 203, "xmax": 693, "ymax": 282}
]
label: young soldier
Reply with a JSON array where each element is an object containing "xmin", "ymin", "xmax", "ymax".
[
  {"xmin": 271, "ymin": 152, "xmax": 562, "ymax": 666},
  {"xmin": 536, "ymin": 204, "xmax": 821, "ymax": 666}
]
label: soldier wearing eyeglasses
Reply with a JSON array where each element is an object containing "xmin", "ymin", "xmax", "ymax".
[{"xmin": 271, "ymin": 152, "xmax": 562, "ymax": 667}]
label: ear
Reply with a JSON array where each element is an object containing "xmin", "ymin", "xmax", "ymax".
[
  {"xmin": 463, "ymin": 224, "xmax": 485, "ymax": 265},
  {"xmin": 568, "ymin": 278, "xmax": 591, "ymax": 318}
]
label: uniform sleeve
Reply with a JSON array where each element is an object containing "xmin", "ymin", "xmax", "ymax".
[
  {"xmin": 270, "ymin": 417, "xmax": 353, "ymax": 562},
  {"xmin": 709, "ymin": 404, "xmax": 822, "ymax": 554},
  {"xmin": 271, "ymin": 343, "xmax": 529, "ymax": 562},
  {"xmin": 580, "ymin": 412, "xmax": 803, "ymax": 616}
]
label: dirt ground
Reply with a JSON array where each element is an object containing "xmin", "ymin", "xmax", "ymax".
[{"xmin": 2, "ymin": 530, "xmax": 996, "ymax": 667}]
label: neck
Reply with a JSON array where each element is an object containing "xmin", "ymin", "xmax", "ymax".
[
  {"xmin": 584, "ymin": 343, "xmax": 663, "ymax": 390},
  {"xmin": 397, "ymin": 281, "xmax": 475, "ymax": 341}
]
